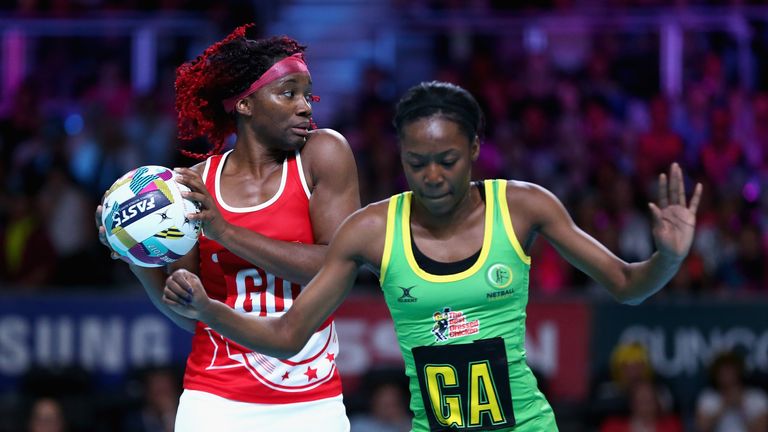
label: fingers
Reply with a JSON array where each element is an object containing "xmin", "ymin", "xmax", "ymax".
[
  {"xmin": 163, "ymin": 285, "xmax": 189, "ymax": 306},
  {"xmin": 676, "ymin": 164, "xmax": 686, "ymax": 206},
  {"xmin": 113, "ymin": 252, "xmax": 132, "ymax": 264},
  {"xmin": 96, "ymin": 207, "xmax": 119, "ymax": 254},
  {"xmin": 99, "ymin": 224, "xmax": 128, "ymax": 263},
  {"xmin": 185, "ymin": 208, "xmax": 214, "ymax": 222},
  {"xmin": 658, "ymin": 173, "xmax": 668, "ymax": 208},
  {"xmin": 171, "ymin": 269, "xmax": 198, "ymax": 293},
  {"xmin": 668, "ymin": 163, "xmax": 681, "ymax": 206},
  {"xmin": 688, "ymin": 182, "xmax": 703, "ymax": 215},
  {"xmin": 96, "ymin": 205, "xmax": 111, "ymax": 247},
  {"xmin": 648, "ymin": 202, "xmax": 663, "ymax": 226},
  {"xmin": 162, "ymin": 288, "xmax": 187, "ymax": 308},
  {"xmin": 98, "ymin": 225, "xmax": 109, "ymax": 246},
  {"xmin": 672, "ymin": 163, "xmax": 686, "ymax": 206},
  {"xmin": 182, "ymin": 191, "xmax": 210, "ymax": 208},
  {"xmin": 94, "ymin": 205, "xmax": 103, "ymax": 227},
  {"xmin": 174, "ymin": 168, "xmax": 206, "ymax": 193},
  {"xmin": 98, "ymin": 216, "xmax": 121, "ymax": 257},
  {"xmin": 661, "ymin": 162, "xmax": 700, "ymax": 208},
  {"xmin": 666, "ymin": 162, "xmax": 701, "ymax": 212},
  {"xmin": 175, "ymin": 168, "xmax": 212, "ymax": 211},
  {"xmin": 165, "ymin": 272, "xmax": 192, "ymax": 305},
  {"xmin": 96, "ymin": 201, "xmax": 130, "ymax": 263}
]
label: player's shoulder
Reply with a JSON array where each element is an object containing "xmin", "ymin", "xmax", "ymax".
[
  {"xmin": 187, "ymin": 160, "xmax": 206, "ymax": 175},
  {"xmin": 502, "ymin": 179, "xmax": 563, "ymax": 215},
  {"xmin": 301, "ymin": 128, "xmax": 352, "ymax": 159},
  {"xmin": 342, "ymin": 199, "xmax": 389, "ymax": 233},
  {"xmin": 504, "ymin": 180, "xmax": 556, "ymax": 202},
  {"xmin": 299, "ymin": 128, "xmax": 355, "ymax": 187}
]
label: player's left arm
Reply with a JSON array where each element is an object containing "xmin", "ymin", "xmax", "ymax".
[
  {"xmin": 524, "ymin": 163, "xmax": 702, "ymax": 305},
  {"xmin": 162, "ymin": 203, "xmax": 383, "ymax": 357}
]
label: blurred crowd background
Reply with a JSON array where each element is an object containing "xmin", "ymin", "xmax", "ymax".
[{"xmin": 2, "ymin": 0, "xmax": 768, "ymax": 431}]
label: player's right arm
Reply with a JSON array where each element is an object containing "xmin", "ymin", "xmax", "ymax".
[
  {"xmin": 95, "ymin": 206, "xmax": 197, "ymax": 333},
  {"xmin": 94, "ymin": 163, "xmax": 206, "ymax": 333},
  {"xmin": 129, "ymin": 253, "xmax": 198, "ymax": 333},
  {"xmin": 162, "ymin": 201, "xmax": 387, "ymax": 358},
  {"xmin": 516, "ymin": 163, "xmax": 701, "ymax": 305}
]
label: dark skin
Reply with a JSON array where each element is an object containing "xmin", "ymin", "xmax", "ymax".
[
  {"xmin": 95, "ymin": 70, "xmax": 360, "ymax": 333},
  {"xmin": 401, "ymin": 116, "xmax": 484, "ymax": 261},
  {"xmin": 162, "ymin": 114, "xmax": 702, "ymax": 357}
]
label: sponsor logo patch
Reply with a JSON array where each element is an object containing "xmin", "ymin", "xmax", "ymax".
[
  {"xmin": 431, "ymin": 307, "xmax": 480, "ymax": 342},
  {"xmin": 487, "ymin": 263, "xmax": 513, "ymax": 289},
  {"xmin": 397, "ymin": 286, "xmax": 418, "ymax": 303}
]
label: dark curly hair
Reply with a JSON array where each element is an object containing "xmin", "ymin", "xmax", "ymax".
[
  {"xmin": 175, "ymin": 24, "xmax": 306, "ymax": 159},
  {"xmin": 393, "ymin": 81, "xmax": 485, "ymax": 144}
]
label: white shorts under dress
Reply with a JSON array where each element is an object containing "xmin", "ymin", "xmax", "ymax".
[{"xmin": 175, "ymin": 389, "xmax": 350, "ymax": 432}]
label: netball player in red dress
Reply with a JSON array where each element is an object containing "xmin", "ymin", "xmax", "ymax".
[{"xmin": 96, "ymin": 24, "xmax": 359, "ymax": 431}]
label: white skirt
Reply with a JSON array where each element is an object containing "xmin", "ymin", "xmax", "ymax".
[{"xmin": 175, "ymin": 389, "xmax": 350, "ymax": 431}]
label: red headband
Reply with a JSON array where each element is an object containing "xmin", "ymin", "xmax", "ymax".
[{"xmin": 222, "ymin": 53, "xmax": 310, "ymax": 112}]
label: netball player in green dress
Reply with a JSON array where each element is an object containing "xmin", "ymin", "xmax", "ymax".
[{"xmin": 163, "ymin": 81, "xmax": 702, "ymax": 431}]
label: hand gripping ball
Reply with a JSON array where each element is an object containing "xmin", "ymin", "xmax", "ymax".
[{"xmin": 101, "ymin": 165, "xmax": 201, "ymax": 267}]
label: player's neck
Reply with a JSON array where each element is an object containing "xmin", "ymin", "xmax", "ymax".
[
  {"xmin": 412, "ymin": 186, "xmax": 482, "ymax": 237},
  {"xmin": 227, "ymin": 143, "xmax": 285, "ymax": 179}
]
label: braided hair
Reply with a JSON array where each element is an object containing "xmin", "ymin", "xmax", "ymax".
[
  {"xmin": 175, "ymin": 24, "xmax": 306, "ymax": 159},
  {"xmin": 393, "ymin": 81, "xmax": 485, "ymax": 144}
]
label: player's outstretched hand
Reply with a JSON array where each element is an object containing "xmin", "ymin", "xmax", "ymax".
[
  {"xmin": 174, "ymin": 168, "xmax": 230, "ymax": 242},
  {"xmin": 163, "ymin": 269, "xmax": 211, "ymax": 320},
  {"xmin": 648, "ymin": 163, "xmax": 703, "ymax": 262}
]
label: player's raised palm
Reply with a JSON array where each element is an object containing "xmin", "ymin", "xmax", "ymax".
[{"xmin": 648, "ymin": 163, "xmax": 703, "ymax": 261}]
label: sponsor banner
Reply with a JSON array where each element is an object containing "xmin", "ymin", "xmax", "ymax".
[
  {"xmin": 15, "ymin": 293, "xmax": 765, "ymax": 405},
  {"xmin": 527, "ymin": 302, "xmax": 591, "ymax": 400},
  {"xmin": 592, "ymin": 301, "xmax": 768, "ymax": 407},
  {"xmin": 0, "ymin": 293, "xmax": 593, "ymax": 399},
  {"xmin": 0, "ymin": 293, "xmax": 191, "ymax": 391},
  {"xmin": 333, "ymin": 296, "xmax": 403, "ymax": 392},
  {"xmin": 0, "ymin": 293, "xmax": 406, "ymax": 393}
]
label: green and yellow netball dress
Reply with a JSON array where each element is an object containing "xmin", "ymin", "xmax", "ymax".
[{"xmin": 380, "ymin": 180, "xmax": 557, "ymax": 432}]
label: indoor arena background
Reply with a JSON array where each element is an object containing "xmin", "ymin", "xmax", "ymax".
[{"xmin": 1, "ymin": 1, "xmax": 768, "ymax": 431}]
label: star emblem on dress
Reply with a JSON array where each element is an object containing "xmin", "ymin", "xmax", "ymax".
[
  {"xmin": 304, "ymin": 366, "xmax": 318, "ymax": 381},
  {"xmin": 325, "ymin": 352, "xmax": 335, "ymax": 362}
]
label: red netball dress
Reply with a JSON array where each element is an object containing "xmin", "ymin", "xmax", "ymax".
[{"xmin": 184, "ymin": 149, "xmax": 342, "ymax": 404}]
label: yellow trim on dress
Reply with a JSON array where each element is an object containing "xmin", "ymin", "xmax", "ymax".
[
  {"xmin": 497, "ymin": 180, "xmax": 532, "ymax": 265},
  {"xmin": 402, "ymin": 181, "xmax": 494, "ymax": 283},
  {"xmin": 378, "ymin": 195, "xmax": 399, "ymax": 286}
]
